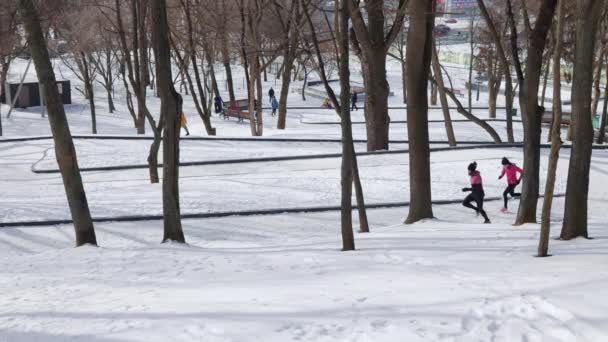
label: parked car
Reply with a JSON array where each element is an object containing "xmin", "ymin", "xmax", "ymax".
[{"xmin": 446, "ymin": 18, "xmax": 458, "ymax": 24}]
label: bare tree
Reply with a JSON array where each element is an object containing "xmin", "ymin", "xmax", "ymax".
[
  {"xmin": 19, "ymin": 0, "xmax": 97, "ymax": 246},
  {"xmin": 538, "ymin": 0, "xmax": 564, "ymax": 257},
  {"xmin": 431, "ymin": 42, "xmax": 456, "ymax": 146},
  {"xmin": 404, "ymin": 0, "xmax": 435, "ymax": 224},
  {"xmin": 0, "ymin": 1, "xmax": 21, "ymax": 136},
  {"xmin": 506, "ymin": 0, "xmax": 558, "ymax": 225},
  {"xmin": 151, "ymin": 0, "xmax": 186, "ymax": 243},
  {"xmin": 349, "ymin": 0, "xmax": 409, "ymax": 151},
  {"xmin": 271, "ymin": 0, "xmax": 301, "ymax": 130},
  {"xmin": 477, "ymin": 0, "xmax": 515, "ymax": 142},
  {"xmin": 560, "ymin": 0, "xmax": 605, "ymax": 240}
]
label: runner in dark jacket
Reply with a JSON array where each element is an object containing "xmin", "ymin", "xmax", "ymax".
[{"xmin": 462, "ymin": 162, "xmax": 491, "ymax": 223}]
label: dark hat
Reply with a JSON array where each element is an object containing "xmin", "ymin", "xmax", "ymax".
[
  {"xmin": 467, "ymin": 161, "xmax": 477, "ymax": 172},
  {"xmin": 501, "ymin": 157, "xmax": 510, "ymax": 165}
]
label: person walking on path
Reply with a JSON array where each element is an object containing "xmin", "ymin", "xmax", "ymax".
[
  {"xmin": 268, "ymin": 87, "xmax": 275, "ymax": 104},
  {"xmin": 180, "ymin": 112, "xmax": 190, "ymax": 136},
  {"xmin": 214, "ymin": 95, "xmax": 223, "ymax": 114},
  {"xmin": 498, "ymin": 157, "xmax": 523, "ymax": 212},
  {"xmin": 351, "ymin": 92, "xmax": 358, "ymax": 111},
  {"xmin": 462, "ymin": 161, "xmax": 491, "ymax": 223},
  {"xmin": 271, "ymin": 96, "xmax": 279, "ymax": 116}
]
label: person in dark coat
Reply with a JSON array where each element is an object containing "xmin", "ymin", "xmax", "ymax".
[
  {"xmin": 271, "ymin": 96, "xmax": 279, "ymax": 116},
  {"xmin": 268, "ymin": 87, "xmax": 275, "ymax": 104},
  {"xmin": 462, "ymin": 161, "xmax": 491, "ymax": 223},
  {"xmin": 214, "ymin": 95, "xmax": 223, "ymax": 114},
  {"xmin": 351, "ymin": 92, "xmax": 358, "ymax": 111}
]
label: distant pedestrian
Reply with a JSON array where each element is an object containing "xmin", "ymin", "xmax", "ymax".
[
  {"xmin": 462, "ymin": 161, "xmax": 491, "ymax": 223},
  {"xmin": 498, "ymin": 157, "xmax": 523, "ymax": 212},
  {"xmin": 214, "ymin": 95, "xmax": 223, "ymax": 114},
  {"xmin": 322, "ymin": 98, "xmax": 333, "ymax": 109},
  {"xmin": 351, "ymin": 92, "xmax": 358, "ymax": 111},
  {"xmin": 180, "ymin": 112, "xmax": 190, "ymax": 136},
  {"xmin": 268, "ymin": 87, "xmax": 275, "ymax": 104},
  {"xmin": 271, "ymin": 96, "xmax": 279, "ymax": 116}
]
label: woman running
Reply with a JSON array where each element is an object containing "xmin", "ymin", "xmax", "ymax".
[
  {"xmin": 498, "ymin": 157, "xmax": 523, "ymax": 212},
  {"xmin": 462, "ymin": 162, "xmax": 491, "ymax": 224}
]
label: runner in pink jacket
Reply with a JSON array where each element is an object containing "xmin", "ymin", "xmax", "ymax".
[{"xmin": 499, "ymin": 157, "xmax": 523, "ymax": 212}]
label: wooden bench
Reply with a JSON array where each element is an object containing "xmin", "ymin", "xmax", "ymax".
[
  {"xmin": 542, "ymin": 111, "xmax": 571, "ymax": 126},
  {"xmin": 223, "ymin": 99, "xmax": 252, "ymax": 122}
]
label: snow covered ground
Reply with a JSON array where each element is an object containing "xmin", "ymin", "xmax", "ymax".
[{"xmin": 1, "ymin": 56, "xmax": 607, "ymax": 341}]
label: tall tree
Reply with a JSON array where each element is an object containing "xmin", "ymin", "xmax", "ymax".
[
  {"xmin": 560, "ymin": 0, "xmax": 605, "ymax": 240},
  {"xmin": 506, "ymin": 0, "xmax": 558, "ymax": 225},
  {"xmin": 404, "ymin": 0, "xmax": 435, "ymax": 223},
  {"xmin": 304, "ymin": 0, "xmax": 364, "ymax": 249},
  {"xmin": 19, "ymin": 0, "xmax": 97, "ymax": 246},
  {"xmin": 431, "ymin": 42, "xmax": 456, "ymax": 146},
  {"xmin": 349, "ymin": 0, "xmax": 409, "ymax": 151},
  {"xmin": 151, "ymin": 0, "xmax": 186, "ymax": 243},
  {"xmin": 477, "ymin": 0, "xmax": 515, "ymax": 142},
  {"xmin": 272, "ymin": 0, "xmax": 301, "ymax": 130},
  {"xmin": 538, "ymin": 0, "xmax": 564, "ymax": 257}
]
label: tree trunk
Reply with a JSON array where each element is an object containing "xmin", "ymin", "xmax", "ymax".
[
  {"xmin": 277, "ymin": 19, "xmax": 298, "ymax": 130},
  {"xmin": 81, "ymin": 53, "xmax": 97, "ymax": 134},
  {"xmin": 405, "ymin": 0, "xmax": 435, "ymax": 224},
  {"xmin": 431, "ymin": 42, "xmax": 456, "ymax": 146},
  {"xmin": 0, "ymin": 60, "xmax": 9, "ymax": 136},
  {"xmin": 560, "ymin": 0, "xmax": 603, "ymax": 240},
  {"xmin": 514, "ymin": 0, "xmax": 557, "ymax": 225},
  {"xmin": 205, "ymin": 47, "xmax": 220, "ymax": 100},
  {"xmin": 538, "ymin": 0, "xmax": 564, "ymax": 257},
  {"xmin": 541, "ymin": 60, "xmax": 550, "ymax": 105},
  {"xmin": 360, "ymin": 51, "xmax": 390, "ymax": 151},
  {"xmin": 591, "ymin": 50, "xmax": 605, "ymax": 120},
  {"xmin": 152, "ymin": 0, "xmax": 185, "ymax": 243},
  {"xmin": 120, "ymin": 60, "xmax": 138, "ymax": 128},
  {"xmin": 105, "ymin": 51, "xmax": 116, "ymax": 113},
  {"xmin": 488, "ymin": 52, "xmax": 498, "ymax": 119},
  {"xmin": 20, "ymin": 0, "xmax": 97, "ymax": 246},
  {"xmin": 401, "ymin": 60, "xmax": 407, "ymax": 104},
  {"xmin": 182, "ymin": 0, "xmax": 215, "ymax": 135},
  {"xmin": 597, "ymin": 59, "xmax": 608, "ymax": 144},
  {"xmin": 477, "ymin": 0, "xmax": 515, "ymax": 142},
  {"xmin": 351, "ymin": 158, "xmax": 369, "ymax": 233},
  {"xmin": 430, "ymin": 77, "xmax": 438, "ymax": 105},
  {"xmin": 338, "ymin": 0, "xmax": 355, "ymax": 250},
  {"xmin": 468, "ymin": 15, "xmax": 474, "ymax": 114}
]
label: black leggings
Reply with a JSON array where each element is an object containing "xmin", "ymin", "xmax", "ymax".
[
  {"xmin": 463, "ymin": 192, "xmax": 489, "ymax": 221},
  {"xmin": 503, "ymin": 184, "xmax": 521, "ymax": 208}
]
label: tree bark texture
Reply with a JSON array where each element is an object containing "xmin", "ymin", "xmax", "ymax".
[
  {"xmin": 538, "ymin": 0, "xmax": 564, "ymax": 257},
  {"xmin": 19, "ymin": 0, "xmax": 97, "ymax": 246},
  {"xmin": 405, "ymin": 0, "xmax": 435, "ymax": 223},
  {"xmin": 560, "ymin": 0, "xmax": 604, "ymax": 240},
  {"xmin": 152, "ymin": 0, "xmax": 186, "ymax": 243},
  {"xmin": 349, "ymin": 0, "xmax": 408, "ymax": 151},
  {"xmin": 431, "ymin": 42, "xmax": 456, "ymax": 146},
  {"xmin": 514, "ymin": 0, "xmax": 557, "ymax": 225},
  {"xmin": 597, "ymin": 59, "xmax": 608, "ymax": 144}
]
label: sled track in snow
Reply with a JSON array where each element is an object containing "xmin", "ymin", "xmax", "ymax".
[
  {"xmin": 0, "ymin": 194, "xmax": 565, "ymax": 228},
  {"xmin": 30, "ymin": 143, "xmax": 608, "ymax": 174}
]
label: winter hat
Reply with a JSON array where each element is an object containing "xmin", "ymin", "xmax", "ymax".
[
  {"xmin": 467, "ymin": 161, "xmax": 477, "ymax": 172},
  {"xmin": 501, "ymin": 157, "xmax": 511, "ymax": 165}
]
